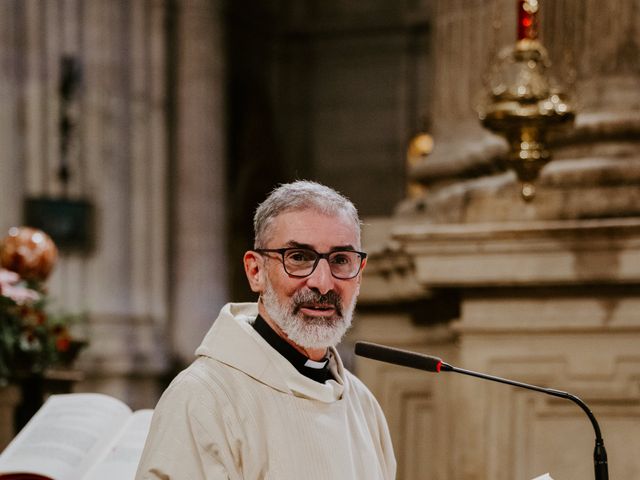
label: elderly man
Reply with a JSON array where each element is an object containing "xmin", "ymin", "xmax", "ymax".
[{"xmin": 136, "ymin": 181, "xmax": 396, "ymax": 479}]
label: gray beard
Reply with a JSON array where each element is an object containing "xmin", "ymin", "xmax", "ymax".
[{"xmin": 261, "ymin": 279, "xmax": 356, "ymax": 349}]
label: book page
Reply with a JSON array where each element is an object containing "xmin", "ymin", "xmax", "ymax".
[
  {"xmin": 81, "ymin": 409, "xmax": 153, "ymax": 480},
  {"xmin": 0, "ymin": 393, "xmax": 132, "ymax": 480}
]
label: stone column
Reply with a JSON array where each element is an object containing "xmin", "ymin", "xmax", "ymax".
[
  {"xmin": 393, "ymin": 219, "xmax": 640, "ymax": 480},
  {"xmin": 0, "ymin": 1, "xmax": 23, "ymax": 233},
  {"xmin": 171, "ymin": 0, "xmax": 228, "ymax": 363},
  {"xmin": 73, "ymin": 0, "xmax": 171, "ymax": 410},
  {"xmin": 355, "ymin": 217, "xmax": 640, "ymax": 479}
]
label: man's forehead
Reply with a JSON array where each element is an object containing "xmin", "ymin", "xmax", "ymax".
[
  {"xmin": 271, "ymin": 207, "xmax": 355, "ymax": 227},
  {"xmin": 264, "ymin": 208, "xmax": 360, "ymax": 246},
  {"xmin": 283, "ymin": 240, "xmax": 357, "ymax": 251}
]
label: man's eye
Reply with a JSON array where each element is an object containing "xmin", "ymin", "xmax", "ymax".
[
  {"xmin": 331, "ymin": 253, "xmax": 352, "ymax": 265},
  {"xmin": 287, "ymin": 250, "xmax": 315, "ymax": 262}
]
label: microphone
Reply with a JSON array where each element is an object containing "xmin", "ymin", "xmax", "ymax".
[
  {"xmin": 354, "ymin": 340, "xmax": 446, "ymax": 372},
  {"xmin": 354, "ymin": 341, "xmax": 609, "ymax": 480}
]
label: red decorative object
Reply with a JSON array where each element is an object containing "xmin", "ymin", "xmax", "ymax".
[
  {"xmin": 517, "ymin": 0, "xmax": 539, "ymax": 41},
  {"xmin": 0, "ymin": 227, "xmax": 59, "ymax": 282},
  {"xmin": 478, "ymin": 0, "xmax": 575, "ymax": 200}
]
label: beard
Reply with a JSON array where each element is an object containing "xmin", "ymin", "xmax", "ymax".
[{"xmin": 260, "ymin": 277, "xmax": 357, "ymax": 350}]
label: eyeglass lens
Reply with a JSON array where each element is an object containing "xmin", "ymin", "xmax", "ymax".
[{"xmin": 283, "ymin": 248, "xmax": 362, "ymax": 278}]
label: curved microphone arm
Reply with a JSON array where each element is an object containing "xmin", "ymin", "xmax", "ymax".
[
  {"xmin": 443, "ymin": 363, "xmax": 608, "ymax": 480},
  {"xmin": 355, "ymin": 341, "xmax": 609, "ymax": 480}
]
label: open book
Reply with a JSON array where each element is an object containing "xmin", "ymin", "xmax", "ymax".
[{"xmin": 0, "ymin": 393, "xmax": 153, "ymax": 480}]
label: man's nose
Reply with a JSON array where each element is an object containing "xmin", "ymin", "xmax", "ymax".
[{"xmin": 305, "ymin": 258, "xmax": 335, "ymax": 294}]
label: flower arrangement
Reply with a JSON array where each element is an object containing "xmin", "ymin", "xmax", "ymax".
[{"xmin": 0, "ymin": 227, "xmax": 87, "ymax": 386}]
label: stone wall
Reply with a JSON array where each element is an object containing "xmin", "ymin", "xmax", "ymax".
[
  {"xmin": 0, "ymin": 0, "xmax": 228, "ymax": 410},
  {"xmin": 351, "ymin": 1, "xmax": 640, "ymax": 479}
]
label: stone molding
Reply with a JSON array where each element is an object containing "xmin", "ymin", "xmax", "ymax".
[
  {"xmin": 410, "ymin": 111, "xmax": 640, "ymax": 186},
  {"xmin": 391, "ymin": 217, "xmax": 640, "ymax": 286}
]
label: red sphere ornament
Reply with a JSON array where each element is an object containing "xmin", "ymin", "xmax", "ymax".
[{"xmin": 0, "ymin": 227, "xmax": 59, "ymax": 282}]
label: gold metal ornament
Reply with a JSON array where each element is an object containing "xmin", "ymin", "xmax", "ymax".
[
  {"xmin": 477, "ymin": 0, "xmax": 575, "ymax": 201},
  {"xmin": 406, "ymin": 125, "xmax": 433, "ymax": 199}
]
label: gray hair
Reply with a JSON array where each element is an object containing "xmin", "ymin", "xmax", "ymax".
[{"xmin": 253, "ymin": 180, "xmax": 361, "ymax": 248}]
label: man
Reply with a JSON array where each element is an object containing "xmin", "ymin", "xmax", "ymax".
[{"xmin": 136, "ymin": 180, "xmax": 396, "ymax": 479}]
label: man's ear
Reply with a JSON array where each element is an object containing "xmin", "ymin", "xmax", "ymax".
[
  {"xmin": 354, "ymin": 256, "xmax": 367, "ymax": 292},
  {"xmin": 244, "ymin": 251, "xmax": 265, "ymax": 293},
  {"xmin": 360, "ymin": 256, "xmax": 367, "ymax": 275}
]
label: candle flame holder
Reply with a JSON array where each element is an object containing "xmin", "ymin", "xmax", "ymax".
[{"xmin": 477, "ymin": 0, "xmax": 575, "ymax": 201}]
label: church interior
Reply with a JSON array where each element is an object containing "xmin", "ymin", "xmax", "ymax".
[{"xmin": 0, "ymin": 0, "xmax": 639, "ymax": 478}]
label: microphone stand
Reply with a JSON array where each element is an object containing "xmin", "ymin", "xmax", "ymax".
[
  {"xmin": 354, "ymin": 341, "xmax": 609, "ymax": 480},
  {"xmin": 439, "ymin": 362, "xmax": 608, "ymax": 480}
]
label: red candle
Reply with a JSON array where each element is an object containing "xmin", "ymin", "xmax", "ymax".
[{"xmin": 517, "ymin": 0, "xmax": 539, "ymax": 40}]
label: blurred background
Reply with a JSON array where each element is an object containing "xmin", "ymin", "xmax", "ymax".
[{"xmin": 0, "ymin": 0, "xmax": 639, "ymax": 478}]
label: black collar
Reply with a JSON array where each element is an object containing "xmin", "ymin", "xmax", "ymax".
[{"xmin": 252, "ymin": 314, "xmax": 333, "ymax": 384}]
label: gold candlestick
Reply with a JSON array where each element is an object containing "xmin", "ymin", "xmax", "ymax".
[{"xmin": 477, "ymin": 0, "xmax": 575, "ymax": 201}]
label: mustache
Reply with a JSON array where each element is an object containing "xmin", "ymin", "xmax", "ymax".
[{"xmin": 292, "ymin": 289, "xmax": 343, "ymax": 316}]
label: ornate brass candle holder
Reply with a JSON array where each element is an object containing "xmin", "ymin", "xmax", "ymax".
[{"xmin": 477, "ymin": 0, "xmax": 575, "ymax": 200}]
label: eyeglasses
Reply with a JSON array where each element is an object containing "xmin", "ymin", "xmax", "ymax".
[{"xmin": 255, "ymin": 247, "xmax": 367, "ymax": 279}]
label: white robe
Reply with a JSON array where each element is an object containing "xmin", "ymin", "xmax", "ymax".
[{"xmin": 136, "ymin": 302, "xmax": 396, "ymax": 480}]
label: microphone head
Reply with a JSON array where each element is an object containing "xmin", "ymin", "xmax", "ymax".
[{"xmin": 354, "ymin": 341, "xmax": 445, "ymax": 373}]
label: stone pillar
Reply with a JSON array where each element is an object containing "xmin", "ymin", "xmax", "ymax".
[
  {"xmin": 171, "ymin": 0, "xmax": 228, "ymax": 363},
  {"xmin": 70, "ymin": 0, "xmax": 170, "ymax": 410},
  {"xmin": 355, "ymin": 218, "xmax": 640, "ymax": 479},
  {"xmin": 396, "ymin": 219, "xmax": 640, "ymax": 479},
  {"xmin": 0, "ymin": 1, "xmax": 24, "ymax": 233}
]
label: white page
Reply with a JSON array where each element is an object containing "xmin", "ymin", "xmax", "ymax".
[
  {"xmin": 0, "ymin": 393, "xmax": 132, "ymax": 480},
  {"xmin": 81, "ymin": 409, "xmax": 153, "ymax": 480},
  {"xmin": 531, "ymin": 474, "xmax": 554, "ymax": 480}
]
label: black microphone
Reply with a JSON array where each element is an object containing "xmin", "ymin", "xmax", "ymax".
[
  {"xmin": 354, "ymin": 341, "xmax": 446, "ymax": 373},
  {"xmin": 354, "ymin": 341, "xmax": 609, "ymax": 480}
]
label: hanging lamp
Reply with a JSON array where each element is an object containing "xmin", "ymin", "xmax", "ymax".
[{"xmin": 477, "ymin": 0, "xmax": 575, "ymax": 201}]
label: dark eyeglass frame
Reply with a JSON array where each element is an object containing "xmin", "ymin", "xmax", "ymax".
[{"xmin": 255, "ymin": 247, "xmax": 367, "ymax": 279}]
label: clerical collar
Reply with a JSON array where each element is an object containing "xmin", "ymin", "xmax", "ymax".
[{"xmin": 252, "ymin": 315, "xmax": 333, "ymax": 384}]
